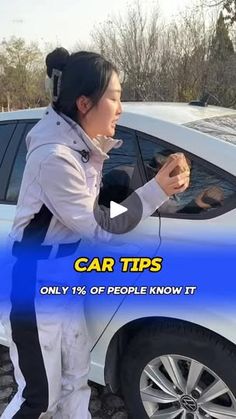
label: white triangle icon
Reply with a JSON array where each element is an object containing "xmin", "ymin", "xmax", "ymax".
[{"xmin": 110, "ymin": 201, "xmax": 128, "ymax": 219}]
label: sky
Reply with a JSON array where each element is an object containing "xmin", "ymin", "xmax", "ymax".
[{"xmin": 0, "ymin": 0, "xmax": 193, "ymax": 50}]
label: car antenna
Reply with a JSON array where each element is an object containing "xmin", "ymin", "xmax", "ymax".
[{"xmin": 189, "ymin": 91, "xmax": 221, "ymax": 107}]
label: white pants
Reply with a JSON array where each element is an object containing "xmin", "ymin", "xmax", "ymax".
[{"xmin": 1, "ymin": 253, "xmax": 91, "ymax": 419}]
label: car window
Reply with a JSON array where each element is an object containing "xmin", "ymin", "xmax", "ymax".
[
  {"xmin": 6, "ymin": 124, "xmax": 140, "ymax": 206},
  {"xmin": 0, "ymin": 123, "xmax": 16, "ymax": 167},
  {"xmin": 138, "ymin": 133, "xmax": 236, "ymax": 218},
  {"xmin": 99, "ymin": 127, "xmax": 140, "ymax": 206},
  {"xmin": 6, "ymin": 122, "xmax": 36, "ymax": 203},
  {"xmin": 102, "ymin": 127, "xmax": 137, "ymax": 174}
]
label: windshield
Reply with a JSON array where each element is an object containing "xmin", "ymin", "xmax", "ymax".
[{"xmin": 185, "ymin": 114, "xmax": 236, "ymax": 145}]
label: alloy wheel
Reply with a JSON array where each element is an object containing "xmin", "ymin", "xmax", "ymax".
[{"xmin": 140, "ymin": 354, "xmax": 236, "ymax": 418}]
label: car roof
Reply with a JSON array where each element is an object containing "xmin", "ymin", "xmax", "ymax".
[
  {"xmin": 0, "ymin": 107, "xmax": 46, "ymax": 121},
  {"xmin": 122, "ymin": 102, "xmax": 236, "ymax": 124},
  {"xmin": 1, "ymin": 102, "xmax": 236, "ymax": 124},
  {"xmin": 1, "ymin": 102, "xmax": 236, "ymax": 175}
]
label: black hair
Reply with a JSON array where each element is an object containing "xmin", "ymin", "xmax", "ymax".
[{"xmin": 45, "ymin": 47, "xmax": 118, "ymax": 122}]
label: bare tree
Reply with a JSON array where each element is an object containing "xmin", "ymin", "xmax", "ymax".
[
  {"xmin": 1, "ymin": 0, "xmax": 236, "ymax": 111},
  {"xmin": 204, "ymin": 0, "xmax": 236, "ymax": 23},
  {"xmin": 163, "ymin": 4, "xmax": 214, "ymax": 102},
  {"xmin": 91, "ymin": 0, "xmax": 218, "ymax": 103},
  {"xmin": 92, "ymin": 1, "xmax": 163, "ymax": 101}
]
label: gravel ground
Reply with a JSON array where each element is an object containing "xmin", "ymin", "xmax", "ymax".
[{"xmin": 0, "ymin": 345, "xmax": 129, "ymax": 419}]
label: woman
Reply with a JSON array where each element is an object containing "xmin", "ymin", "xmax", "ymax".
[{"xmin": 2, "ymin": 48, "xmax": 190, "ymax": 419}]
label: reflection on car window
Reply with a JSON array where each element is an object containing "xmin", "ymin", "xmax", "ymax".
[
  {"xmin": 0, "ymin": 123, "xmax": 16, "ymax": 167},
  {"xmin": 103, "ymin": 128, "xmax": 137, "ymax": 174},
  {"xmin": 6, "ymin": 123, "xmax": 36, "ymax": 203},
  {"xmin": 139, "ymin": 135, "xmax": 236, "ymax": 217}
]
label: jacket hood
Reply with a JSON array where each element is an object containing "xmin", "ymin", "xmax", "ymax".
[{"xmin": 26, "ymin": 105, "xmax": 123, "ymax": 161}]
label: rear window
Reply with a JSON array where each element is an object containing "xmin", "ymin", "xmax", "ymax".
[{"xmin": 185, "ymin": 114, "xmax": 236, "ymax": 145}]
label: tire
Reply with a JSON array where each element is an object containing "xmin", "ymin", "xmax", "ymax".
[{"xmin": 120, "ymin": 319, "xmax": 236, "ymax": 419}]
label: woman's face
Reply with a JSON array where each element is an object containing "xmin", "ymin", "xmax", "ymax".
[{"xmin": 78, "ymin": 71, "xmax": 122, "ymax": 139}]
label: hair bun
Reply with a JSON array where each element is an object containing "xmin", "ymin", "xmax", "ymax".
[{"xmin": 46, "ymin": 47, "xmax": 70, "ymax": 78}]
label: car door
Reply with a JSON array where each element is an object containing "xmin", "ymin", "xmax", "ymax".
[
  {"xmin": 0, "ymin": 121, "xmax": 39, "ymax": 346},
  {"xmin": 0, "ymin": 121, "xmax": 38, "ymax": 247},
  {"xmin": 100, "ymin": 126, "xmax": 162, "ymax": 248},
  {"xmin": 85, "ymin": 125, "xmax": 162, "ymax": 347},
  {"xmin": 0, "ymin": 121, "xmax": 162, "ymax": 347},
  {"xmin": 137, "ymin": 130, "xmax": 236, "ymax": 248},
  {"xmin": 0, "ymin": 121, "xmax": 23, "ymax": 245}
]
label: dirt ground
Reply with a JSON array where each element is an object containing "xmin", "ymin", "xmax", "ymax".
[{"xmin": 0, "ymin": 345, "xmax": 129, "ymax": 419}]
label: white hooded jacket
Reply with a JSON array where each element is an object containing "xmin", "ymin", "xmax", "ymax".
[{"xmin": 10, "ymin": 105, "xmax": 168, "ymax": 245}]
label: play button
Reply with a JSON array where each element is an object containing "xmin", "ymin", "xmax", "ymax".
[
  {"xmin": 110, "ymin": 201, "xmax": 128, "ymax": 219},
  {"xmin": 93, "ymin": 187, "xmax": 143, "ymax": 235}
]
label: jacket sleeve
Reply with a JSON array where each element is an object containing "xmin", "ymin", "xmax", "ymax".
[{"xmin": 39, "ymin": 152, "xmax": 168, "ymax": 242}]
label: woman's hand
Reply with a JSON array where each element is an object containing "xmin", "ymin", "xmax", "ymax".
[{"xmin": 155, "ymin": 153, "xmax": 190, "ymax": 197}]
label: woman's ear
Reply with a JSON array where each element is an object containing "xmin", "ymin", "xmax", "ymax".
[{"xmin": 76, "ymin": 96, "xmax": 93, "ymax": 115}]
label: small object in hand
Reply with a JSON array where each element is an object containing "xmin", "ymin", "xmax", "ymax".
[{"xmin": 163, "ymin": 153, "xmax": 191, "ymax": 177}]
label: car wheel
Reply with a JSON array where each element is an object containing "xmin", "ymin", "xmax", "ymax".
[{"xmin": 120, "ymin": 320, "xmax": 236, "ymax": 419}]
